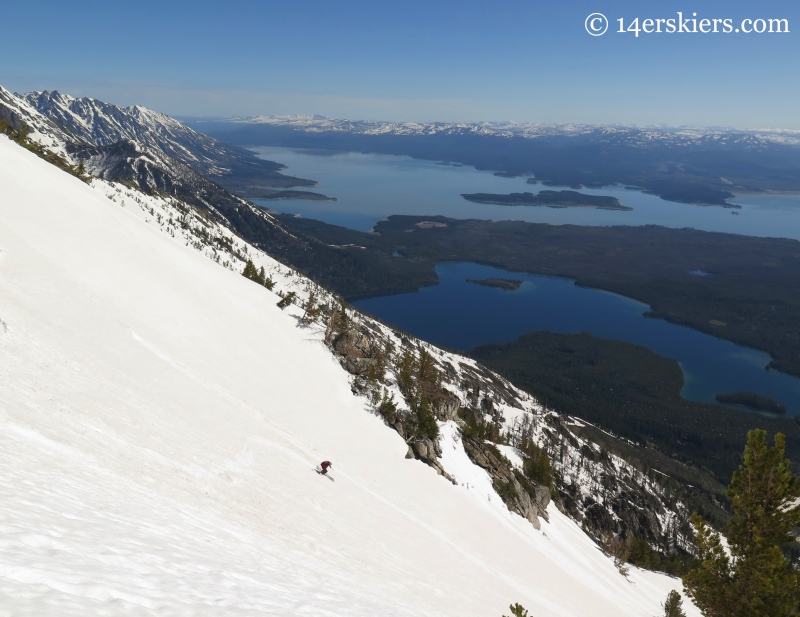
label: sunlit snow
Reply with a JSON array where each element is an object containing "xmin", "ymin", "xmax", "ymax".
[{"xmin": 0, "ymin": 135, "xmax": 697, "ymax": 616}]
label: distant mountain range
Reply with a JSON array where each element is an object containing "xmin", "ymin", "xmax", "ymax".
[
  {"xmin": 0, "ymin": 86, "xmax": 74, "ymax": 156},
  {"xmin": 224, "ymin": 114, "xmax": 800, "ymax": 147}
]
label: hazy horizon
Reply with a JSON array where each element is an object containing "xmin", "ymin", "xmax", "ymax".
[{"xmin": 4, "ymin": 0, "xmax": 799, "ymax": 128}]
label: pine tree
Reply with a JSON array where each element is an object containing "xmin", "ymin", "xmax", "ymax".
[
  {"xmin": 416, "ymin": 347, "xmax": 439, "ymax": 388},
  {"xmin": 242, "ymin": 259, "xmax": 259, "ymax": 283},
  {"xmin": 239, "ymin": 261, "xmax": 273, "ymax": 288},
  {"xmin": 395, "ymin": 350, "xmax": 417, "ymax": 401},
  {"xmin": 663, "ymin": 590, "xmax": 686, "ymax": 617},
  {"xmin": 503, "ymin": 603, "xmax": 529, "ymax": 617},
  {"xmin": 412, "ymin": 389, "xmax": 439, "ymax": 440},
  {"xmin": 277, "ymin": 291, "xmax": 296, "ymax": 309},
  {"xmin": 520, "ymin": 436, "xmax": 553, "ymax": 488},
  {"xmin": 301, "ymin": 289, "xmax": 322, "ymax": 323},
  {"xmin": 14, "ymin": 123, "xmax": 30, "ymax": 144},
  {"xmin": 262, "ymin": 268, "xmax": 275, "ymax": 291},
  {"xmin": 74, "ymin": 159, "xmax": 91, "ymax": 183},
  {"xmin": 683, "ymin": 429, "xmax": 800, "ymax": 617},
  {"xmin": 377, "ymin": 389, "xmax": 397, "ymax": 420},
  {"xmin": 391, "ymin": 347, "xmax": 441, "ymax": 440}
]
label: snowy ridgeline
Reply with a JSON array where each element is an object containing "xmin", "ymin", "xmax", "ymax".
[
  {"xmin": 233, "ymin": 114, "xmax": 800, "ymax": 146},
  {"xmin": 21, "ymin": 89, "xmax": 250, "ymax": 176},
  {"xmin": 0, "ymin": 122, "xmax": 698, "ymax": 614},
  {"xmin": 0, "ymin": 86, "xmax": 74, "ymax": 158}
]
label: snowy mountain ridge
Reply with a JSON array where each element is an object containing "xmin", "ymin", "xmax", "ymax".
[
  {"xmin": 8, "ymin": 87, "xmax": 315, "ymax": 196},
  {"xmin": 23, "ymin": 89, "xmax": 261, "ymax": 176},
  {"xmin": 0, "ymin": 85, "xmax": 74, "ymax": 157},
  {"xmin": 235, "ymin": 114, "xmax": 800, "ymax": 147}
]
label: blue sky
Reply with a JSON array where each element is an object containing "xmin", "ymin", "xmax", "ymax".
[{"xmin": 2, "ymin": 0, "xmax": 798, "ymax": 127}]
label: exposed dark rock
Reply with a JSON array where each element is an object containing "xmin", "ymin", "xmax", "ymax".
[
  {"xmin": 462, "ymin": 436, "xmax": 549, "ymax": 529},
  {"xmin": 436, "ymin": 395, "xmax": 460, "ymax": 421},
  {"xmin": 409, "ymin": 438, "xmax": 454, "ymax": 483}
]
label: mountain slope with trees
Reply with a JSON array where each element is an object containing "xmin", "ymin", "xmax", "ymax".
[{"xmin": 0, "ymin": 130, "xmax": 700, "ymax": 616}]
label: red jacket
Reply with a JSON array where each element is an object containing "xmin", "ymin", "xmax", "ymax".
[{"xmin": 321, "ymin": 461, "xmax": 332, "ymax": 471}]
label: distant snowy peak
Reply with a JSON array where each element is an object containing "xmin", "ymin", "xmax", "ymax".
[
  {"xmin": 238, "ymin": 115, "xmax": 800, "ymax": 147},
  {"xmin": 0, "ymin": 86, "xmax": 221, "ymax": 200},
  {"xmin": 26, "ymin": 90, "xmax": 184, "ymax": 144},
  {"xmin": 24, "ymin": 90, "xmax": 243, "ymax": 175}
]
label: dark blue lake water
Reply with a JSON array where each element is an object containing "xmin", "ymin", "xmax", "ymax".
[
  {"xmin": 354, "ymin": 262, "xmax": 800, "ymax": 416},
  {"xmin": 249, "ymin": 147, "xmax": 800, "ymax": 416},
  {"xmin": 251, "ymin": 146, "xmax": 800, "ymax": 240}
]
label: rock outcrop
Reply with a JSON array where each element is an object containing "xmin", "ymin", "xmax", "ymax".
[{"xmin": 462, "ymin": 436, "xmax": 550, "ymax": 529}]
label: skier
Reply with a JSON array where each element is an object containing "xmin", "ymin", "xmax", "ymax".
[{"xmin": 320, "ymin": 460, "xmax": 333, "ymax": 475}]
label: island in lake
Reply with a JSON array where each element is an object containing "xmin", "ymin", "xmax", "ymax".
[
  {"xmin": 467, "ymin": 278, "xmax": 523, "ymax": 291},
  {"xmin": 240, "ymin": 188, "xmax": 337, "ymax": 201},
  {"xmin": 461, "ymin": 190, "xmax": 631, "ymax": 211},
  {"xmin": 273, "ymin": 212, "xmax": 800, "ymax": 380},
  {"xmin": 716, "ymin": 391, "xmax": 788, "ymax": 415}
]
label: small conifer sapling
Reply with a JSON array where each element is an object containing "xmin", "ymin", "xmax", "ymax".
[
  {"xmin": 301, "ymin": 289, "xmax": 322, "ymax": 323},
  {"xmin": 503, "ymin": 603, "xmax": 530, "ymax": 617},
  {"xmin": 277, "ymin": 291, "xmax": 296, "ymax": 309}
]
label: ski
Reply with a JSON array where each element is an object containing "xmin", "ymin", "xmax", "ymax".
[{"xmin": 314, "ymin": 467, "xmax": 335, "ymax": 481}]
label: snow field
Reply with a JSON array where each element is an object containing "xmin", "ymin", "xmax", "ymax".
[{"xmin": 0, "ymin": 135, "xmax": 697, "ymax": 616}]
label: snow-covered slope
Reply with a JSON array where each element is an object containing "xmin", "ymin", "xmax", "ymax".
[
  {"xmin": 66, "ymin": 138, "xmax": 257, "ymax": 221},
  {"xmin": 0, "ymin": 135, "xmax": 697, "ymax": 615}
]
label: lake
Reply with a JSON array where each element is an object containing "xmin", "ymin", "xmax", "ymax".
[
  {"xmin": 251, "ymin": 146, "xmax": 800, "ymax": 240},
  {"xmin": 354, "ymin": 262, "xmax": 800, "ymax": 416},
  {"xmin": 249, "ymin": 146, "xmax": 800, "ymax": 415}
]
